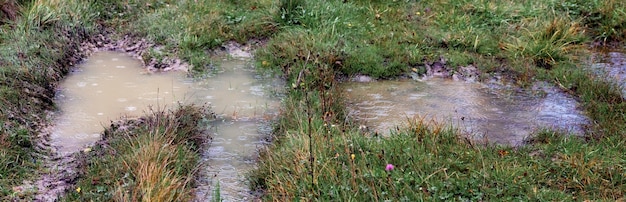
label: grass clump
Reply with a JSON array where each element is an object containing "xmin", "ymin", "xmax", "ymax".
[
  {"xmin": 554, "ymin": 0, "xmax": 626, "ymax": 42},
  {"xmin": 61, "ymin": 105, "xmax": 212, "ymax": 201},
  {"xmin": 504, "ymin": 17, "xmax": 587, "ymax": 69}
]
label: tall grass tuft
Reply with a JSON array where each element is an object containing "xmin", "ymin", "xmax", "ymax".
[
  {"xmin": 62, "ymin": 105, "xmax": 212, "ymax": 201},
  {"xmin": 554, "ymin": 0, "xmax": 626, "ymax": 43},
  {"xmin": 505, "ymin": 17, "xmax": 587, "ymax": 69},
  {"xmin": 277, "ymin": 0, "xmax": 305, "ymax": 26}
]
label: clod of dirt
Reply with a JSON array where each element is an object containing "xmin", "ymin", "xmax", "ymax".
[
  {"xmin": 452, "ymin": 64, "xmax": 480, "ymax": 82},
  {"xmin": 221, "ymin": 41, "xmax": 254, "ymax": 58},
  {"xmin": 351, "ymin": 75, "xmax": 375, "ymax": 82},
  {"xmin": 214, "ymin": 39, "xmax": 267, "ymax": 59},
  {"xmin": 80, "ymin": 34, "xmax": 189, "ymax": 72},
  {"xmin": 425, "ymin": 56, "xmax": 450, "ymax": 78},
  {"xmin": 412, "ymin": 56, "xmax": 481, "ymax": 82}
]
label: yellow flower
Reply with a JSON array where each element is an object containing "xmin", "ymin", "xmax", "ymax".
[
  {"xmin": 416, "ymin": 12, "xmax": 421, "ymax": 15},
  {"xmin": 347, "ymin": 23, "xmax": 352, "ymax": 27},
  {"xmin": 262, "ymin": 60, "xmax": 269, "ymax": 66},
  {"xmin": 350, "ymin": 154, "xmax": 355, "ymax": 160},
  {"xmin": 83, "ymin": 147, "xmax": 92, "ymax": 153},
  {"xmin": 76, "ymin": 187, "xmax": 81, "ymax": 193}
]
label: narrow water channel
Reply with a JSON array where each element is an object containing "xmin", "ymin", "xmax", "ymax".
[
  {"xmin": 343, "ymin": 78, "xmax": 589, "ymax": 145},
  {"xmin": 191, "ymin": 58, "xmax": 282, "ymax": 201},
  {"xmin": 52, "ymin": 51, "xmax": 282, "ymax": 200}
]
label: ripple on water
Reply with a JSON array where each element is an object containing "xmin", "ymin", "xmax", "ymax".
[
  {"xmin": 192, "ymin": 58, "xmax": 283, "ymax": 201},
  {"xmin": 343, "ymin": 78, "xmax": 589, "ymax": 145},
  {"xmin": 51, "ymin": 51, "xmax": 190, "ymax": 155}
]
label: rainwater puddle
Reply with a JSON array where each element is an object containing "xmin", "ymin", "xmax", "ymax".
[
  {"xmin": 52, "ymin": 51, "xmax": 282, "ymax": 201},
  {"xmin": 591, "ymin": 50, "xmax": 626, "ymax": 97},
  {"xmin": 192, "ymin": 58, "xmax": 282, "ymax": 201},
  {"xmin": 343, "ymin": 78, "xmax": 589, "ymax": 145},
  {"xmin": 51, "ymin": 51, "xmax": 188, "ymax": 155}
]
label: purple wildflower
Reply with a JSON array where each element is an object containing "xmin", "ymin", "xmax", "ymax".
[{"xmin": 385, "ymin": 164, "xmax": 394, "ymax": 171}]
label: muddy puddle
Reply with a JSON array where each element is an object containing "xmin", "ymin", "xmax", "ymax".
[
  {"xmin": 591, "ymin": 50, "xmax": 626, "ymax": 97},
  {"xmin": 52, "ymin": 51, "xmax": 282, "ymax": 200},
  {"xmin": 192, "ymin": 57, "xmax": 282, "ymax": 201},
  {"xmin": 51, "ymin": 51, "xmax": 189, "ymax": 155},
  {"xmin": 343, "ymin": 78, "xmax": 589, "ymax": 145}
]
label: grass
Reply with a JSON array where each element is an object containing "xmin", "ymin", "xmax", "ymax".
[
  {"xmin": 254, "ymin": 113, "xmax": 626, "ymax": 200},
  {"xmin": 96, "ymin": 0, "xmax": 277, "ymax": 72},
  {"xmin": 61, "ymin": 105, "xmax": 212, "ymax": 201},
  {"xmin": 1, "ymin": 0, "xmax": 626, "ymax": 201},
  {"xmin": 0, "ymin": 0, "xmax": 101, "ymax": 199},
  {"xmin": 248, "ymin": 0, "xmax": 626, "ymax": 201}
]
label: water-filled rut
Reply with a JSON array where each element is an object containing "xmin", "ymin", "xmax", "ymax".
[
  {"xmin": 343, "ymin": 78, "xmax": 589, "ymax": 145},
  {"xmin": 51, "ymin": 51, "xmax": 282, "ymax": 200},
  {"xmin": 191, "ymin": 57, "xmax": 282, "ymax": 201},
  {"xmin": 52, "ymin": 51, "xmax": 188, "ymax": 155}
]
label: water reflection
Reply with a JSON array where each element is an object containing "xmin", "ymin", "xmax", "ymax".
[{"xmin": 343, "ymin": 78, "xmax": 589, "ymax": 145}]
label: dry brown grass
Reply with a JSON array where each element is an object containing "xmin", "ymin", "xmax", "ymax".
[{"xmin": 113, "ymin": 132, "xmax": 193, "ymax": 202}]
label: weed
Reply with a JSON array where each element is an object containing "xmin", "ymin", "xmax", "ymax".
[{"xmin": 212, "ymin": 181, "xmax": 221, "ymax": 202}]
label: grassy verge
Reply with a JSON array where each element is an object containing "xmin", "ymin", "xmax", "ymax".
[
  {"xmin": 254, "ymin": 109, "xmax": 625, "ymax": 200},
  {"xmin": 93, "ymin": 0, "xmax": 277, "ymax": 72},
  {"xmin": 0, "ymin": 0, "xmax": 100, "ymax": 199},
  {"xmin": 61, "ymin": 105, "xmax": 211, "ymax": 201}
]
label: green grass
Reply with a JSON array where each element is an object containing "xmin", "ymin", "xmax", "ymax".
[
  {"xmin": 253, "ymin": 113, "xmax": 626, "ymax": 200},
  {"xmin": 2, "ymin": 0, "xmax": 626, "ymax": 201},
  {"xmin": 0, "ymin": 0, "xmax": 101, "ymax": 199}
]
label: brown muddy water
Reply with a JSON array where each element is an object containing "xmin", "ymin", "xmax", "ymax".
[
  {"xmin": 192, "ymin": 57, "xmax": 282, "ymax": 201},
  {"xmin": 343, "ymin": 78, "xmax": 589, "ymax": 145},
  {"xmin": 51, "ymin": 51, "xmax": 188, "ymax": 155},
  {"xmin": 51, "ymin": 51, "xmax": 282, "ymax": 200}
]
